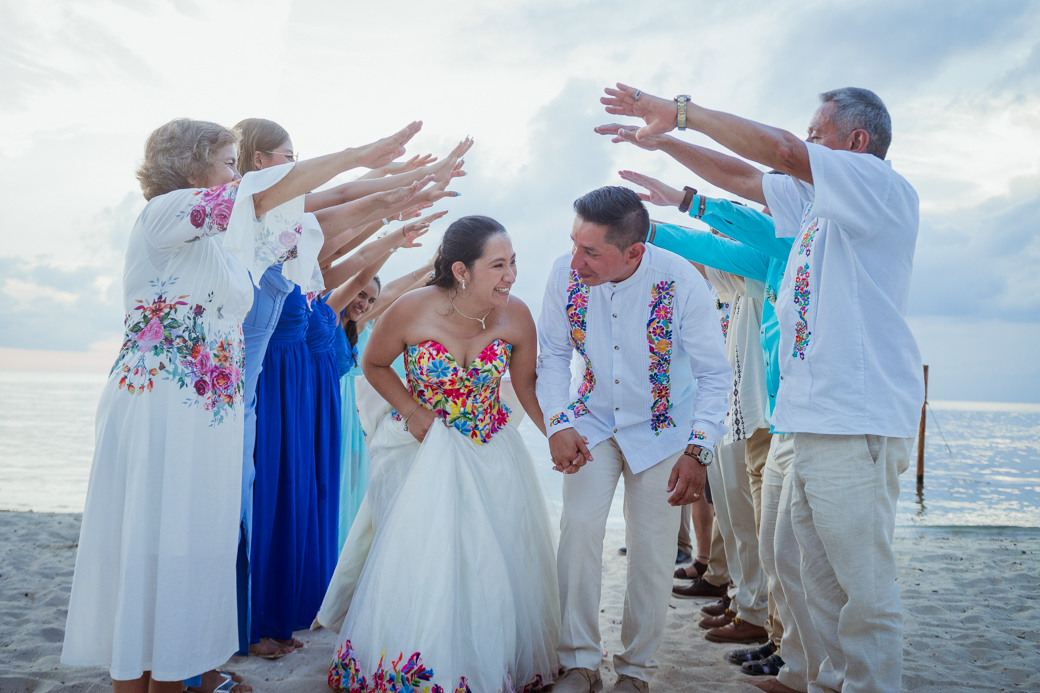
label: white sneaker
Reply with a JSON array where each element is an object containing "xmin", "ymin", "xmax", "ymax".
[{"xmin": 554, "ymin": 667, "xmax": 603, "ymax": 693}]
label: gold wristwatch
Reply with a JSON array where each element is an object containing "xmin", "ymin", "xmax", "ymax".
[{"xmin": 675, "ymin": 94, "xmax": 691, "ymax": 131}]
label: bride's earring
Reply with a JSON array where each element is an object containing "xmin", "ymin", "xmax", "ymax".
[{"xmin": 461, "ymin": 279, "xmax": 466, "ymax": 290}]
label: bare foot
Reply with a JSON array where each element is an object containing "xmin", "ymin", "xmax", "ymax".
[{"xmin": 249, "ymin": 638, "xmax": 295, "ymax": 659}]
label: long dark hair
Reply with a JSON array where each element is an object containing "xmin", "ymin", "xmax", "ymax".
[
  {"xmin": 428, "ymin": 215, "xmax": 507, "ymax": 290},
  {"xmin": 341, "ymin": 275, "xmax": 382, "ymax": 354}
]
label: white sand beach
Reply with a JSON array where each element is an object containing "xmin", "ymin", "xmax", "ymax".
[{"xmin": 2, "ymin": 512, "xmax": 1038, "ymax": 692}]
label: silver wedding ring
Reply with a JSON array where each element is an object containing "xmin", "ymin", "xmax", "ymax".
[
  {"xmin": 634, "ymin": 90, "xmax": 643, "ymax": 101},
  {"xmin": 693, "ymin": 493, "xmax": 700, "ymax": 497}
]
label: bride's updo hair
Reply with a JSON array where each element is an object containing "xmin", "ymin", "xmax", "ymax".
[{"xmin": 428, "ymin": 215, "xmax": 507, "ymax": 290}]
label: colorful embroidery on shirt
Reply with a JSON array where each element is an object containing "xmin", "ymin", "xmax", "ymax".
[
  {"xmin": 565, "ymin": 271, "xmax": 595, "ymax": 418},
  {"xmin": 792, "ymin": 263, "xmax": 812, "ymax": 360},
  {"xmin": 647, "ymin": 280, "xmax": 676, "ymax": 434},
  {"xmin": 790, "ymin": 204, "xmax": 818, "ymax": 360},
  {"xmin": 548, "ymin": 412, "xmax": 570, "ymax": 428},
  {"xmin": 111, "ymin": 278, "xmax": 243, "ymax": 424},
  {"xmin": 689, "ymin": 430, "xmax": 707, "ymax": 442},
  {"xmin": 799, "ymin": 217, "xmax": 819, "ymax": 257},
  {"xmin": 180, "ymin": 181, "xmax": 240, "ymax": 243}
]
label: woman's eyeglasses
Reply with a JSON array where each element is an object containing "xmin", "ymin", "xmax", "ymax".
[{"xmin": 263, "ymin": 150, "xmax": 299, "ymax": 162}]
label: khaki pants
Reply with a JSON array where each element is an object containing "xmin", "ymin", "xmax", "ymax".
[
  {"xmin": 557, "ymin": 438, "xmax": 682, "ymax": 683},
  {"xmin": 743, "ymin": 429, "xmax": 780, "ymax": 643},
  {"xmin": 705, "ymin": 438, "xmax": 768, "ymax": 626},
  {"xmin": 791, "ymin": 433, "xmax": 911, "ymax": 693},
  {"xmin": 760, "ymin": 433, "xmax": 822, "ymax": 692},
  {"xmin": 677, "ymin": 504, "xmax": 693, "ymax": 556},
  {"xmin": 703, "ymin": 515, "xmax": 729, "ymax": 586}
]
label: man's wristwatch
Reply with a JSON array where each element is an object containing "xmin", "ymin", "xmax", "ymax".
[
  {"xmin": 684, "ymin": 444, "xmax": 713, "ymax": 466},
  {"xmin": 677, "ymin": 186, "xmax": 698, "ymax": 213},
  {"xmin": 674, "ymin": 94, "xmax": 691, "ymax": 131}
]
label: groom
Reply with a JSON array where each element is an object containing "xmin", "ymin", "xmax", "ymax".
[{"xmin": 537, "ymin": 186, "xmax": 732, "ymax": 692}]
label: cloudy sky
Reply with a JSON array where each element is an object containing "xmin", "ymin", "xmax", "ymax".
[{"xmin": 2, "ymin": 0, "xmax": 1039, "ymax": 402}]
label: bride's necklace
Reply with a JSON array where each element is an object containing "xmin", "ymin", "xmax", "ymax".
[{"xmin": 449, "ymin": 293, "xmax": 493, "ymax": 330}]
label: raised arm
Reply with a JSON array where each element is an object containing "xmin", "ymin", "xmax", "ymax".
[
  {"xmin": 304, "ymin": 137, "xmax": 471, "ymax": 213},
  {"xmin": 357, "ymin": 256, "xmax": 437, "ymax": 328},
  {"xmin": 594, "ymin": 124, "xmax": 766, "ymax": 204},
  {"xmin": 321, "ymin": 223, "xmax": 429, "ymax": 291},
  {"xmin": 252, "ymin": 121, "xmax": 422, "ymax": 216},
  {"xmin": 600, "ymin": 84, "xmax": 813, "ymax": 184}
]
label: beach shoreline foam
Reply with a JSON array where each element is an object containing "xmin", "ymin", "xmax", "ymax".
[{"xmin": 2, "ymin": 511, "xmax": 1037, "ymax": 692}]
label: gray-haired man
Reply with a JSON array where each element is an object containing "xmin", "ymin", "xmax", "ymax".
[{"xmin": 599, "ymin": 86, "xmax": 923, "ymax": 693}]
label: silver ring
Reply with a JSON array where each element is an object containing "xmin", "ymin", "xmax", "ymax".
[
  {"xmin": 693, "ymin": 493, "xmax": 700, "ymax": 497},
  {"xmin": 634, "ymin": 90, "xmax": 643, "ymax": 101}
]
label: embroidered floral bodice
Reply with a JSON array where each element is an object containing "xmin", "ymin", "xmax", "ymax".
[{"xmin": 394, "ymin": 339, "xmax": 512, "ymax": 444}]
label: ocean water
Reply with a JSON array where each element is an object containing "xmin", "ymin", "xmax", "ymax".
[{"xmin": 1, "ymin": 371, "xmax": 1038, "ymax": 530}]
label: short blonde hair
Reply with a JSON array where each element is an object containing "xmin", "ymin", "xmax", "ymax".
[
  {"xmin": 233, "ymin": 118, "xmax": 290, "ymax": 175},
  {"xmin": 136, "ymin": 118, "xmax": 236, "ymax": 200}
]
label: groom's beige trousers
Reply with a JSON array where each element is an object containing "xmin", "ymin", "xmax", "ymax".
[{"xmin": 557, "ymin": 438, "xmax": 682, "ymax": 683}]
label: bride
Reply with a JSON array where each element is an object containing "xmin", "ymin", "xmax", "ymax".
[{"xmin": 324, "ymin": 216, "xmax": 560, "ymax": 693}]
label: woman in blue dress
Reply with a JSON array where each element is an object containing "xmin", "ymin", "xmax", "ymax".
[{"xmin": 238, "ymin": 119, "xmax": 464, "ymax": 658}]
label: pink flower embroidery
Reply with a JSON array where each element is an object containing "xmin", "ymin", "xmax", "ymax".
[
  {"xmin": 279, "ymin": 230, "xmax": 299, "ymax": 248},
  {"xmin": 136, "ymin": 318, "xmax": 164, "ymax": 349}
]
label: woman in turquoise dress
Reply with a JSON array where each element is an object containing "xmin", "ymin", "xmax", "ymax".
[{"xmin": 333, "ymin": 281, "xmax": 379, "ymax": 551}]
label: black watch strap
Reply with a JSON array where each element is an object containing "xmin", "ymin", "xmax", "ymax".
[{"xmin": 677, "ymin": 186, "xmax": 697, "ymax": 213}]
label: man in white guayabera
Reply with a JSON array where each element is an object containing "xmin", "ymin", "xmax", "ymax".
[
  {"xmin": 537, "ymin": 186, "xmax": 732, "ymax": 693},
  {"xmin": 599, "ymin": 85, "xmax": 923, "ymax": 693}
]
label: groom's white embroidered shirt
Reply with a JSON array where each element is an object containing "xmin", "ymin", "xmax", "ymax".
[{"xmin": 536, "ymin": 245, "xmax": 732, "ymax": 473}]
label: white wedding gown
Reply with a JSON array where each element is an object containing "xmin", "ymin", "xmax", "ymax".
[{"xmin": 321, "ymin": 338, "xmax": 560, "ymax": 693}]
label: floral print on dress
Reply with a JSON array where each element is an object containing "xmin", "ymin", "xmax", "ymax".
[
  {"xmin": 180, "ymin": 181, "xmax": 240, "ymax": 243},
  {"xmin": 393, "ymin": 339, "xmax": 512, "ymax": 444},
  {"xmin": 647, "ymin": 280, "xmax": 676, "ymax": 434},
  {"xmin": 791, "ymin": 203, "xmax": 819, "ymax": 360},
  {"xmin": 329, "ymin": 640, "xmax": 546, "ymax": 693},
  {"xmin": 112, "ymin": 278, "xmax": 244, "ymax": 424},
  {"xmin": 565, "ymin": 271, "xmax": 595, "ymax": 418}
]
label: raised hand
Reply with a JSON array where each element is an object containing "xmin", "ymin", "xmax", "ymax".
[
  {"xmin": 594, "ymin": 123, "xmax": 669, "ymax": 151},
  {"xmin": 352, "ymin": 121, "xmax": 423, "ymax": 169},
  {"xmin": 601, "ymin": 83, "xmax": 681, "ymax": 140},
  {"xmin": 426, "ymin": 137, "xmax": 473, "ymax": 185},
  {"xmin": 617, "ymin": 170, "xmax": 684, "ymax": 207},
  {"xmin": 396, "ymin": 210, "xmax": 447, "ymax": 249},
  {"xmin": 384, "ymin": 153, "xmax": 438, "ymax": 175}
]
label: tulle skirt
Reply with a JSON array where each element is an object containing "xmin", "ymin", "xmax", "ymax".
[{"xmin": 324, "ymin": 411, "xmax": 560, "ymax": 693}]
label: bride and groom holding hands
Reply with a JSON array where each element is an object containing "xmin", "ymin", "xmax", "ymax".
[{"xmin": 319, "ymin": 175, "xmax": 731, "ymax": 692}]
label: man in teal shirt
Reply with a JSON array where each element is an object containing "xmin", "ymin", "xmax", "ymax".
[{"xmin": 615, "ymin": 163, "xmax": 822, "ymax": 692}]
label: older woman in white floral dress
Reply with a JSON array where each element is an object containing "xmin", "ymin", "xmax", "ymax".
[{"xmin": 60, "ymin": 117, "xmax": 423, "ymax": 693}]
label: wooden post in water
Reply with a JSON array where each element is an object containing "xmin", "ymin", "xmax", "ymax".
[{"xmin": 917, "ymin": 365, "xmax": 929, "ymax": 486}]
